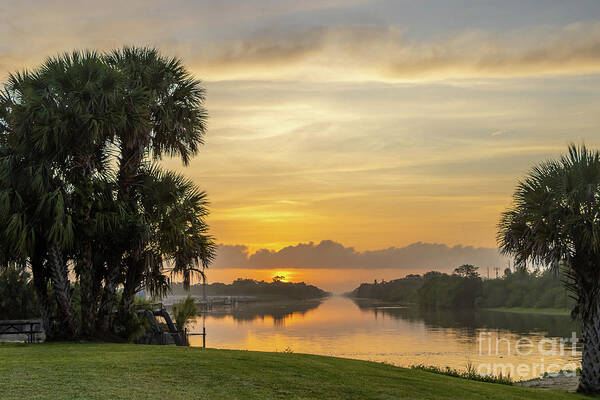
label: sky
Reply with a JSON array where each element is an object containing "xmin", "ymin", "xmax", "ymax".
[{"xmin": 2, "ymin": 1, "xmax": 600, "ymax": 291}]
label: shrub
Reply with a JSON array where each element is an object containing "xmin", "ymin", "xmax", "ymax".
[
  {"xmin": 0, "ymin": 267, "xmax": 38, "ymax": 319},
  {"xmin": 172, "ymin": 296, "xmax": 197, "ymax": 331},
  {"xmin": 411, "ymin": 364, "xmax": 513, "ymax": 385}
]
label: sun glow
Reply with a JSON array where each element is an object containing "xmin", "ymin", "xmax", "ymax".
[{"xmin": 272, "ymin": 271, "xmax": 294, "ymax": 282}]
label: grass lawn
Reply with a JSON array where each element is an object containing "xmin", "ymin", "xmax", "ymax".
[
  {"xmin": 486, "ymin": 307, "xmax": 571, "ymax": 316},
  {"xmin": 0, "ymin": 343, "xmax": 589, "ymax": 400}
]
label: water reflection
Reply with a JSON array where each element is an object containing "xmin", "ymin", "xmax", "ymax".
[
  {"xmin": 205, "ymin": 299, "xmax": 323, "ymax": 327},
  {"xmin": 188, "ymin": 296, "xmax": 582, "ymax": 380},
  {"xmin": 353, "ymin": 299, "xmax": 581, "ymax": 338}
]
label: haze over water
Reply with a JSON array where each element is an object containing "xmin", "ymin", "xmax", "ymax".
[{"xmin": 188, "ymin": 297, "xmax": 581, "ymax": 380}]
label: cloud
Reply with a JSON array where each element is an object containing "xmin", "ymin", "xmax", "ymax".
[
  {"xmin": 491, "ymin": 129, "xmax": 510, "ymax": 137},
  {"xmin": 184, "ymin": 23, "xmax": 600, "ymax": 82},
  {"xmin": 212, "ymin": 240, "xmax": 508, "ymax": 271},
  {"xmin": 3, "ymin": 3, "xmax": 600, "ymax": 83}
]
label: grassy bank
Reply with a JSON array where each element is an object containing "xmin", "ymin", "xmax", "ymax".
[
  {"xmin": 486, "ymin": 307, "xmax": 571, "ymax": 316},
  {"xmin": 0, "ymin": 343, "xmax": 588, "ymax": 399}
]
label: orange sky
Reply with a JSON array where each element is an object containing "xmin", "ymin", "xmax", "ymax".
[
  {"xmin": 203, "ymin": 268, "xmax": 428, "ymax": 294},
  {"xmin": 3, "ymin": 1, "xmax": 600, "ymax": 291}
]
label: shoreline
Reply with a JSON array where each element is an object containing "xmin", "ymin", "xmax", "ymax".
[
  {"xmin": 347, "ymin": 297, "xmax": 571, "ymax": 316},
  {"xmin": 485, "ymin": 307, "xmax": 571, "ymax": 316}
]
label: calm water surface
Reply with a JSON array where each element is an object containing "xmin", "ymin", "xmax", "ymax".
[{"xmin": 187, "ymin": 296, "xmax": 581, "ymax": 380}]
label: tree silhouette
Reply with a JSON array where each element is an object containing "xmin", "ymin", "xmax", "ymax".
[{"xmin": 499, "ymin": 144, "xmax": 600, "ymax": 394}]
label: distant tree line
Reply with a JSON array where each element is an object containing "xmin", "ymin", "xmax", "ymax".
[
  {"xmin": 349, "ymin": 264, "xmax": 573, "ymax": 310},
  {"xmin": 418, "ymin": 265, "xmax": 483, "ymax": 308},
  {"xmin": 349, "ymin": 275, "xmax": 423, "ymax": 303},
  {"xmin": 171, "ymin": 278, "xmax": 329, "ymax": 300}
]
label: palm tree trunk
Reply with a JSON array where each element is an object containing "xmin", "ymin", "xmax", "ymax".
[
  {"xmin": 118, "ymin": 145, "xmax": 144, "ymax": 201},
  {"xmin": 97, "ymin": 257, "xmax": 120, "ymax": 334},
  {"xmin": 78, "ymin": 243, "xmax": 96, "ymax": 337},
  {"xmin": 48, "ymin": 245, "xmax": 78, "ymax": 337},
  {"xmin": 120, "ymin": 258, "xmax": 142, "ymax": 316},
  {"xmin": 31, "ymin": 254, "xmax": 53, "ymax": 340},
  {"xmin": 578, "ymin": 296, "xmax": 600, "ymax": 393},
  {"xmin": 117, "ymin": 145, "xmax": 146, "ymax": 318},
  {"xmin": 73, "ymin": 162, "xmax": 98, "ymax": 337}
]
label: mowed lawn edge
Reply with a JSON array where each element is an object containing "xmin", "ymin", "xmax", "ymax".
[{"xmin": 0, "ymin": 343, "xmax": 589, "ymax": 400}]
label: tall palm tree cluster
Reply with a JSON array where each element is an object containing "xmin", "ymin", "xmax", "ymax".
[
  {"xmin": 0, "ymin": 47, "xmax": 215, "ymax": 340},
  {"xmin": 498, "ymin": 144, "xmax": 600, "ymax": 393}
]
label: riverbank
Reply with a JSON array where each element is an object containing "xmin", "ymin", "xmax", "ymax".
[
  {"xmin": 0, "ymin": 343, "xmax": 586, "ymax": 399},
  {"xmin": 518, "ymin": 373, "xmax": 579, "ymax": 392},
  {"xmin": 486, "ymin": 307, "xmax": 571, "ymax": 316},
  {"xmin": 349, "ymin": 298, "xmax": 571, "ymax": 316}
]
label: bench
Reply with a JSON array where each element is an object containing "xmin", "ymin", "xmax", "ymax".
[{"xmin": 0, "ymin": 319, "xmax": 43, "ymax": 343}]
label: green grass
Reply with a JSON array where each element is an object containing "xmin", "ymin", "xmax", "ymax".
[
  {"xmin": 486, "ymin": 307, "xmax": 571, "ymax": 316},
  {"xmin": 0, "ymin": 343, "xmax": 588, "ymax": 399}
]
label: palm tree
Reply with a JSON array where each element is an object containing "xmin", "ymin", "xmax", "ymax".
[
  {"xmin": 103, "ymin": 47, "xmax": 208, "ymax": 315},
  {"xmin": 0, "ymin": 46, "xmax": 214, "ymax": 340},
  {"xmin": 172, "ymin": 295, "xmax": 198, "ymax": 333},
  {"xmin": 0, "ymin": 71, "xmax": 79, "ymax": 338},
  {"xmin": 0, "ymin": 150, "xmax": 77, "ymax": 338},
  {"xmin": 139, "ymin": 166, "xmax": 215, "ymax": 291},
  {"xmin": 0, "ymin": 51, "xmax": 124, "ymax": 337},
  {"xmin": 498, "ymin": 144, "xmax": 600, "ymax": 394}
]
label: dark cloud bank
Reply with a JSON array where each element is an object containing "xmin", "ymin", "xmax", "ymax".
[{"xmin": 213, "ymin": 240, "xmax": 508, "ymax": 271}]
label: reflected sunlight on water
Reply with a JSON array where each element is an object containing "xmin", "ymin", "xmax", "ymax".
[{"xmin": 187, "ymin": 296, "xmax": 581, "ymax": 380}]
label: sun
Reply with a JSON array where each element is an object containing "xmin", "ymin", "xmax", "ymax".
[{"xmin": 272, "ymin": 271, "xmax": 292, "ymax": 282}]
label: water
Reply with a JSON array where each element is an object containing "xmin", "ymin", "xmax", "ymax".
[{"xmin": 187, "ymin": 296, "xmax": 582, "ymax": 380}]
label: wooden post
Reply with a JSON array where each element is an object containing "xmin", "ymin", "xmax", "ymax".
[{"xmin": 203, "ymin": 268, "xmax": 207, "ymax": 348}]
